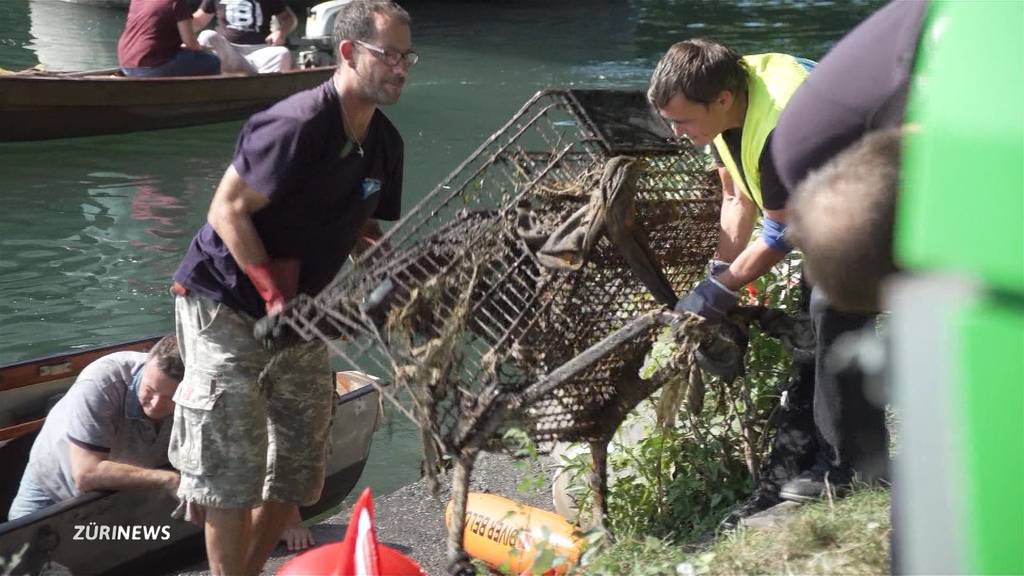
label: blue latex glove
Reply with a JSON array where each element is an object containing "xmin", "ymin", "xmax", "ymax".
[{"xmin": 675, "ymin": 276, "xmax": 738, "ymax": 322}]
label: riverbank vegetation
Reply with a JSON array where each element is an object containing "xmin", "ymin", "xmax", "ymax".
[
  {"xmin": 559, "ymin": 254, "xmax": 804, "ymax": 531},
  {"xmin": 578, "ymin": 488, "xmax": 890, "ymax": 576},
  {"xmin": 544, "ymin": 255, "xmax": 890, "ymax": 574},
  {"xmin": 477, "ymin": 254, "xmax": 893, "ymax": 575}
]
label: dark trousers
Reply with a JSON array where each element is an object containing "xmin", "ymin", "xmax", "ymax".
[
  {"xmin": 760, "ymin": 358, "xmax": 819, "ymax": 492},
  {"xmin": 760, "ymin": 286, "xmax": 889, "ymax": 491},
  {"xmin": 809, "ymin": 287, "xmax": 889, "ymax": 481}
]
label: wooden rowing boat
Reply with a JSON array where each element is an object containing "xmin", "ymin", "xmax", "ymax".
[
  {"xmin": 0, "ymin": 66, "xmax": 334, "ymax": 142},
  {"xmin": 56, "ymin": 0, "xmax": 327, "ymax": 8},
  {"xmin": 0, "ymin": 337, "xmax": 380, "ymax": 576}
]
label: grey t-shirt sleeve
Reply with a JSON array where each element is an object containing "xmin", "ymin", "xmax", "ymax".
[{"xmin": 65, "ymin": 379, "xmax": 120, "ymax": 453}]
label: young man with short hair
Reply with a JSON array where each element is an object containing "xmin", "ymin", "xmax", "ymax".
[
  {"xmin": 648, "ymin": 39, "xmax": 815, "ymax": 522},
  {"xmin": 648, "ymin": 39, "xmax": 812, "ymax": 321}
]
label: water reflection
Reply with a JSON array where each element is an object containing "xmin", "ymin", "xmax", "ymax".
[
  {"xmin": 0, "ymin": 0, "xmax": 33, "ymax": 71},
  {"xmin": 129, "ymin": 181, "xmax": 192, "ymax": 249},
  {"xmin": 28, "ymin": 0, "xmax": 121, "ymax": 71},
  {"xmin": 630, "ymin": 0, "xmax": 883, "ymax": 59},
  {"xmin": 0, "ymin": 128, "xmax": 236, "ymax": 362},
  {"xmin": 0, "ymin": 174, "xmax": 170, "ymax": 358}
]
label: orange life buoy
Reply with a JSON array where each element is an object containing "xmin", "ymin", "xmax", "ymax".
[{"xmin": 445, "ymin": 492, "xmax": 581, "ymax": 575}]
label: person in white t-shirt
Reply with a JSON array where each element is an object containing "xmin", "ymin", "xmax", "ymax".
[{"xmin": 193, "ymin": 0, "xmax": 297, "ymax": 74}]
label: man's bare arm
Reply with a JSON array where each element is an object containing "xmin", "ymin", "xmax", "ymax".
[
  {"xmin": 177, "ymin": 19, "xmax": 201, "ymax": 51},
  {"xmin": 715, "ymin": 167, "xmax": 757, "ymax": 263},
  {"xmin": 717, "ymin": 206, "xmax": 789, "ymax": 291},
  {"xmin": 267, "ymin": 8, "xmax": 298, "ymax": 46},
  {"xmin": 191, "ymin": 8, "xmax": 214, "ymax": 32},
  {"xmin": 352, "ymin": 219, "xmax": 389, "ymax": 261},
  {"xmin": 207, "ymin": 165, "xmax": 272, "ymax": 269},
  {"xmin": 69, "ymin": 442, "xmax": 179, "ymax": 495}
]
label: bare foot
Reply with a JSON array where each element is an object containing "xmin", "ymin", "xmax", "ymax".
[{"xmin": 280, "ymin": 523, "xmax": 315, "ymax": 552}]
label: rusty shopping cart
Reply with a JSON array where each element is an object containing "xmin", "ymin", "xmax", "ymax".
[{"xmin": 272, "ymin": 89, "xmax": 720, "ymax": 572}]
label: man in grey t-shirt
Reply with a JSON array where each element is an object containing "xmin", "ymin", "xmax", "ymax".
[{"xmin": 7, "ymin": 336, "xmax": 184, "ymax": 520}]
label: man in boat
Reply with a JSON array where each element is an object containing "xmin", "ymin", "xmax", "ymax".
[
  {"xmin": 7, "ymin": 335, "xmax": 184, "ymax": 520},
  {"xmin": 192, "ymin": 0, "xmax": 298, "ymax": 75},
  {"xmin": 118, "ymin": 0, "xmax": 221, "ymax": 77},
  {"xmin": 647, "ymin": 38, "xmax": 816, "ymax": 522},
  {"xmin": 167, "ymin": 1, "xmax": 414, "ymax": 574},
  {"xmin": 768, "ymin": 0, "xmax": 929, "ymax": 503}
]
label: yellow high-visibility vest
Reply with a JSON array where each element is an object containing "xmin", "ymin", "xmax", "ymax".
[{"xmin": 713, "ymin": 54, "xmax": 810, "ymax": 210}]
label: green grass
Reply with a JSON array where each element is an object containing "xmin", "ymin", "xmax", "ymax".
[
  {"xmin": 577, "ymin": 488, "xmax": 891, "ymax": 576},
  {"xmin": 574, "ymin": 534, "xmax": 688, "ymax": 576}
]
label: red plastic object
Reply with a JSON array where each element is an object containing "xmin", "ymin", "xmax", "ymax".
[{"xmin": 276, "ymin": 488, "xmax": 425, "ymax": 576}]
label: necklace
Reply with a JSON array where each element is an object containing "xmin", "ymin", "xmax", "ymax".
[{"xmin": 340, "ymin": 98, "xmax": 364, "ymax": 158}]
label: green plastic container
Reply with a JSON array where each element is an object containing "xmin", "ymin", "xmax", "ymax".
[
  {"xmin": 899, "ymin": 0, "xmax": 1024, "ymax": 292},
  {"xmin": 900, "ymin": 1, "xmax": 1024, "ymax": 573}
]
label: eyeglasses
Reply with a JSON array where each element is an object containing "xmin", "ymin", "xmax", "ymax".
[{"xmin": 354, "ymin": 40, "xmax": 419, "ymax": 68}]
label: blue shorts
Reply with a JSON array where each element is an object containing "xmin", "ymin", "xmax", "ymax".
[
  {"xmin": 7, "ymin": 472, "xmax": 57, "ymax": 520},
  {"xmin": 122, "ymin": 49, "xmax": 221, "ymax": 78}
]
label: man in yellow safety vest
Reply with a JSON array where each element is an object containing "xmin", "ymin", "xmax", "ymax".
[
  {"xmin": 647, "ymin": 38, "xmax": 816, "ymax": 524},
  {"xmin": 649, "ymin": 38, "xmax": 811, "ymax": 321}
]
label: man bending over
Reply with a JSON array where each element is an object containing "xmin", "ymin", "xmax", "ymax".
[{"xmin": 8, "ymin": 335, "xmax": 183, "ymax": 520}]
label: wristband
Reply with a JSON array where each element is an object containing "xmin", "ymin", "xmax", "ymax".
[{"xmin": 761, "ymin": 216, "xmax": 792, "ymax": 253}]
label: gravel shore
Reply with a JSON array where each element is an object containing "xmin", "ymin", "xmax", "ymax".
[{"xmin": 173, "ymin": 452, "xmax": 558, "ymax": 576}]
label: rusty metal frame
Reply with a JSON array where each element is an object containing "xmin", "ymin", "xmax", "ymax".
[{"xmin": 275, "ymin": 89, "xmax": 721, "ymax": 572}]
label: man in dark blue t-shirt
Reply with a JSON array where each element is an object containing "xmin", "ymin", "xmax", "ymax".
[
  {"xmin": 770, "ymin": 0, "xmax": 928, "ymax": 503},
  {"xmin": 168, "ymin": 2, "xmax": 416, "ymax": 574}
]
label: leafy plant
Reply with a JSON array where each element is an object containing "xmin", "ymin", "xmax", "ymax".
[
  {"xmin": 502, "ymin": 427, "xmax": 546, "ymax": 494},
  {"xmin": 563, "ymin": 253, "xmax": 805, "ymax": 554}
]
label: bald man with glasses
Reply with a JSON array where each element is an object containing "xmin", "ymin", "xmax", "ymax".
[{"xmin": 168, "ymin": 1, "xmax": 415, "ymax": 574}]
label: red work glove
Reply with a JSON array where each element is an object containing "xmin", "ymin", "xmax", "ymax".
[{"xmin": 245, "ymin": 259, "xmax": 299, "ymax": 314}]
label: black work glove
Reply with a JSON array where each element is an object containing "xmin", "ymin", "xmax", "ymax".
[
  {"xmin": 695, "ymin": 316, "xmax": 750, "ymax": 383},
  {"xmin": 755, "ymin": 308, "xmax": 815, "ymax": 363},
  {"xmin": 675, "ymin": 276, "xmax": 739, "ymax": 324},
  {"xmin": 253, "ymin": 312, "xmax": 301, "ymax": 352}
]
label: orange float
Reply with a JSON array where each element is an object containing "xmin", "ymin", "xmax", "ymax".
[{"xmin": 445, "ymin": 492, "xmax": 582, "ymax": 575}]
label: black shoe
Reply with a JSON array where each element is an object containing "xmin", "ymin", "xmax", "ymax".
[
  {"xmin": 779, "ymin": 467, "xmax": 851, "ymax": 503},
  {"xmin": 718, "ymin": 489, "xmax": 782, "ymax": 532}
]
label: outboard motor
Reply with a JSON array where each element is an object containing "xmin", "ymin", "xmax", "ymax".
[{"xmin": 296, "ymin": 0, "xmax": 355, "ymax": 68}]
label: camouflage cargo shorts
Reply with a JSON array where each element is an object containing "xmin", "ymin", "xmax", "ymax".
[{"xmin": 170, "ymin": 295, "xmax": 334, "ymax": 509}]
